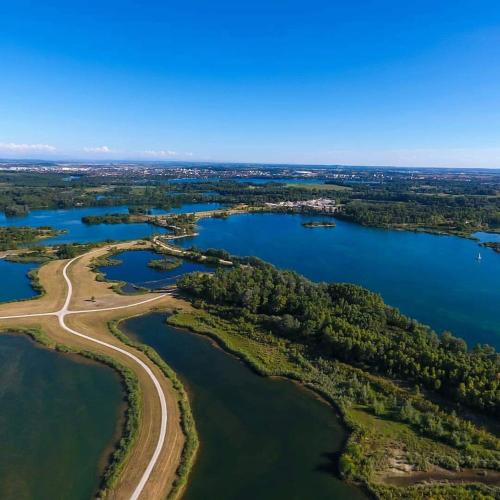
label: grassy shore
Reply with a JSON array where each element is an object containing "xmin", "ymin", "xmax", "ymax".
[
  {"xmin": 0, "ymin": 245, "xmax": 187, "ymax": 498},
  {"xmin": 108, "ymin": 318, "xmax": 199, "ymax": 500},
  {"xmin": 89, "ymin": 241, "xmax": 151, "ymax": 295},
  {"xmin": 168, "ymin": 308, "xmax": 500, "ymax": 499}
]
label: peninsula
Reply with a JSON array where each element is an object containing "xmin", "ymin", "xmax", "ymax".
[{"xmin": 0, "ymin": 240, "xmax": 193, "ymax": 499}]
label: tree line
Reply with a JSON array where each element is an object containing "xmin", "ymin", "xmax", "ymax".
[{"xmin": 177, "ymin": 262, "xmax": 500, "ymax": 416}]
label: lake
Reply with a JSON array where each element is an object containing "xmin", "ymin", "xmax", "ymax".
[
  {"xmin": 178, "ymin": 213, "xmax": 500, "ymax": 348},
  {"xmin": 0, "ymin": 259, "xmax": 38, "ymax": 303},
  {"xmin": 98, "ymin": 250, "xmax": 213, "ymax": 291},
  {"xmin": 2, "ymin": 209, "xmax": 498, "ymax": 348},
  {"xmin": 0, "ymin": 202, "xmax": 223, "ymax": 246},
  {"xmin": 123, "ymin": 313, "xmax": 365, "ymax": 500},
  {"xmin": 2, "ymin": 207, "xmax": 498, "ymax": 497},
  {"xmin": 0, "ymin": 334, "xmax": 123, "ymax": 499}
]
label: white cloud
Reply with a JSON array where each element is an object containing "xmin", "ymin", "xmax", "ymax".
[
  {"xmin": 0, "ymin": 142, "xmax": 56, "ymax": 153},
  {"xmin": 143, "ymin": 149, "xmax": 179, "ymax": 158},
  {"xmin": 83, "ymin": 145, "xmax": 112, "ymax": 153}
]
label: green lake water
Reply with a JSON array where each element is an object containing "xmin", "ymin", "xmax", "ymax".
[
  {"xmin": 0, "ymin": 334, "xmax": 124, "ymax": 499},
  {"xmin": 123, "ymin": 313, "xmax": 366, "ymax": 500}
]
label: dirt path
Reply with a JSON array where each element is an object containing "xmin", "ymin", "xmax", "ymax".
[{"xmin": 0, "ymin": 242, "xmax": 189, "ymax": 499}]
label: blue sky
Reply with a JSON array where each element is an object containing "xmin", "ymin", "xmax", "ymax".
[{"xmin": 1, "ymin": 0, "xmax": 499, "ymax": 167}]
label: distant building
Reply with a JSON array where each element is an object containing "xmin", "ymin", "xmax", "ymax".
[{"xmin": 265, "ymin": 198, "xmax": 338, "ymax": 214}]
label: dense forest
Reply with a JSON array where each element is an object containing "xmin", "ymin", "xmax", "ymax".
[
  {"xmin": 0, "ymin": 170, "xmax": 499, "ymax": 237},
  {"xmin": 82, "ymin": 213, "xmax": 132, "ymax": 224},
  {"xmin": 338, "ymin": 199, "xmax": 500, "ymax": 236},
  {"xmin": 177, "ymin": 262, "xmax": 500, "ymax": 416}
]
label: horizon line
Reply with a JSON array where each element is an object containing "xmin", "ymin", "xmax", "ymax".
[{"xmin": 0, "ymin": 157, "xmax": 499, "ymax": 171}]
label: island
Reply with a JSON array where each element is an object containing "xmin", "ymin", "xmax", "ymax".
[
  {"xmin": 302, "ymin": 220, "xmax": 336, "ymax": 228},
  {"xmin": 148, "ymin": 256, "xmax": 182, "ymax": 270},
  {"xmin": 82, "ymin": 213, "xmax": 132, "ymax": 225},
  {"xmin": 0, "ymin": 226, "xmax": 63, "ymax": 251}
]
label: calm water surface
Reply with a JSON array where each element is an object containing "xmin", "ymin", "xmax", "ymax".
[
  {"xmin": 0, "ymin": 202, "xmax": 222, "ymax": 245},
  {"xmin": 0, "ymin": 334, "xmax": 123, "ymax": 499},
  {"xmin": 99, "ymin": 250, "xmax": 213, "ymax": 291},
  {"xmin": 179, "ymin": 213, "xmax": 500, "ymax": 348},
  {"xmin": 0, "ymin": 259, "xmax": 38, "ymax": 303},
  {"xmin": 1, "ymin": 209, "xmax": 498, "ymax": 347},
  {"xmin": 123, "ymin": 313, "xmax": 365, "ymax": 500}
]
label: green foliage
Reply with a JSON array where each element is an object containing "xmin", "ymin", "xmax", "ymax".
[
  {"xmin": 56, "ymin": 242, "xmax": 103, "ymax": 259},
  {"xmin": 0, "ymin": 225, "xmax": 60, "ymax": 250},
  {"xmin": 480, "ymin": 241, "xmax": 500, "ymax": 253},
  {"xmin": 82, "ymin": 213, "xmax": 131, "ymax": 225},
  {"xmin": 148, "ymin": 256, "xmax": 182, "ymax": 271},
  {"xmin": 177, "ymin": 263, "xmax": 500, "ymax": 416},
  {"xmin": 168, "ymin": 308, "xmax": 500, "ymax": 498}
]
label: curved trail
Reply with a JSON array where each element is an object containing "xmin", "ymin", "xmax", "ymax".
[{"xmin": 0, "ymin": 253, "xmax": 171, "ymax": 500}]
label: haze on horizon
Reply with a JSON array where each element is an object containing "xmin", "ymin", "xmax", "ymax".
[{"xmin": 1, "ymin": 1, "xmax": 499, "ymax": 168}]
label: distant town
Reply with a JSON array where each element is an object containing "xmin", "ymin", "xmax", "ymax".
[{"xmin": 0, "ymin": 160, "xmax": 498, "ymax": 184}]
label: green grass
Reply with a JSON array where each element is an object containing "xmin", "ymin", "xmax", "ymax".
[
  {"xmin": 168, "ymin": 309, "xmax": 306, "ymax": 378},
  {"xmin": 108, "ymin": 318, "xmax": 199, "ymax": 500}
]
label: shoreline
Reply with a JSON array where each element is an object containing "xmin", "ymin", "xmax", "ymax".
[
  {"xmin": 166, "ymin": 302, "xmax": 500, "ymax": 498},
  {"xmin": 0, "ymin": 242, "xmax": 188, "ymax": 498},
  {"xmin": 0, "ymin": 326, "xmax": 138, "ymax": 497}
]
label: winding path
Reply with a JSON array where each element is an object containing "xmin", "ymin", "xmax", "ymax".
[{"xmin": 0, "ymin": 252, "xmax": 171, "ymax": 500}]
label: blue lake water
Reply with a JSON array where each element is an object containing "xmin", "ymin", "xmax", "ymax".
[
  {"xmin": 474, "ymin": 231, "xmax": 500, "ymax": 243},
  {"xmin": 0, "ymin": 259, "xmax": 38, "ymax": 303},
  {"xmin": 179, "ymin": 213, "xmax": 500, "ymax": 348},
  {"xmin": 0, "ymin": 202, "xmax": 222, "ymax": 246},
  {"xmin": 98, "ymin": 250, "xmax": 213, "ymax": 291},
  {"xmin": 1, "ymin": 208, "xmax": 499, "ymax": 349}
]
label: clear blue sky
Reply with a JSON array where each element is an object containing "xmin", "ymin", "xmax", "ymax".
[{"xmin": 1, "ymin": 0, "xmax": 499, "ymax": 167}]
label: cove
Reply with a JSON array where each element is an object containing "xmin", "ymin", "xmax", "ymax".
[
  {"xmin": 0, "ymin": 334, "xmax": 124, "ymax": 499},
  {"xmin": 0, "ymin": 202, "xmax": 223, "ymax": 246},
  {"xmin": 122, "ymin": 313, "xmax": 366, "ymax": 500},
  {"xmin": 179, "ymin": 213, "xmax": 500, "ymax": 348},
  {"xmin": 0, "ymin": 259, "xmax": 38, "ymax": 303},
  {"xmin": 98, "ymin": 250, "xmax": 213, "ymax": 291}
]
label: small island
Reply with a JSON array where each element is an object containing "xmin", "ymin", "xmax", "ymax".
[
  {"xmin": 0, "ymin": 225, "xmax": 63, "ymax": 251},
  {"xmin": 148, "ymin": 256, "xmax": 182, "ymax": 271},
  {"xmin": 302, "ymin": 221, "xmax": 336, "ymax": 228},
  {"xmin": 82, "ymin": 213, "xmax": 132, "ymax": 225}
]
